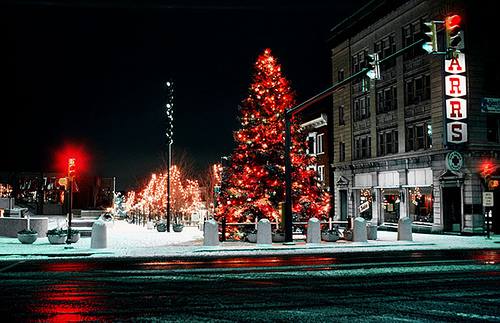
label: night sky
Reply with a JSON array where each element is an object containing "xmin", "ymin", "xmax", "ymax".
[{"xmin": 1, "ymin": 0, "xmax": 368, "ymax": 190}]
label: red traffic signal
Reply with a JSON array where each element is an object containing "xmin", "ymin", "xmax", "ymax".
[
  {"xmin": 445, "ymin": 14, "xmax": 464, "ymax": 50},
  {"xmin": 445, "ymin": 15, "xmax": 461, "ymax": 31},
  {"xmin": 68, "ymin": 158, "xmax": 76, "ymax": 179},
  {"xmin": 480, "ymin": 161, "xmax": 494, "ymax": 178}
]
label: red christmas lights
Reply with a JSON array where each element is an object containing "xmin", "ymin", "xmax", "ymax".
[{"xmin": 216, "ymin": 49, "xmax": 330, "ymax": 233}]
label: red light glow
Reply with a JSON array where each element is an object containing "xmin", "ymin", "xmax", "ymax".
[
  {"xmin": 446, "ymin": 14, "xmax": 461, "ymax": 30},
  {"xmin": 54, "ymin": 143, "xmax": 90, "ymax": 176}
]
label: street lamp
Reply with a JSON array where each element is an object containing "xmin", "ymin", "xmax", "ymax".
[{"xmin": 165, "ymin": 80, "xmax": 174, "ymax": 232}]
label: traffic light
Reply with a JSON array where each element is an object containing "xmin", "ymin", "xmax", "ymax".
[
  {"xmin": 445, "ymin": 14, "xmax": 464, "ymax": 51},
  {"xmin": 422, "ymin": 21, "xmax": 438, "ymax": 53},
  {"xmin": 365, "ymin": 53, "xmax": 380, "ymax": 80},
  {"xmin": 68, "ymin": 158, "xmax": 76, "ymax": 179},
  {"xmin": 480, "ymin": 161, "xmax": 494, "ymax": 179},
  {"xmin": 480, "ymin": 161, "xmax": 499, "ymax": 190},
  {"xmin": 489, "ymin": 179, "xmax": 500, "ymax": 190}
]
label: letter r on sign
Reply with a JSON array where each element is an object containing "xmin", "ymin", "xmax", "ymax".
[
  {"xmin": 445, "ymin": 75, "xmax": 467, "ymax": 97},
  {"xmin": 446, "ymin": 98, "xmax": 467, "ymax": 120}
]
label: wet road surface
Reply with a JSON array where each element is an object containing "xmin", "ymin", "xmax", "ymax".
[{"xmin": 0, "ymin": 249, "xmax": 499, "ymax": 322}]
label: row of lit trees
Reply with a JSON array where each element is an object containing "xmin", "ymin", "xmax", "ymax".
[{"xmin": 125, "ymin": 165, "xmax": 202, "ymax": 224}]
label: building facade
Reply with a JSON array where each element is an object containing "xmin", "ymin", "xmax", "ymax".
[
  {"xmin": 300, "ymin": 109, "xmax": 335, "ymax": 218},
  {"xmin": 329, "ymin": 0, "xmax": 500, "ymax": 233}
]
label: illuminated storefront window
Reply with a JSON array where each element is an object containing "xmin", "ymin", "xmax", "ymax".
[
  {"xmin": 359, "ymin": 188, "xmax": 373, "ymax": 220},
  {"xmin": 382, "ymin": 189, "xmax": 400, "ymax": 223},
  {"xmin": 409, "ymin": 187, "xmax": 433, "ymax": 223}
]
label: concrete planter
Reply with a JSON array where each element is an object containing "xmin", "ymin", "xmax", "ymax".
[
  {"xmin": 156, "ymin": 223, "xmax": 167, "ymax": 232},
  {"xmin": 172, "ymin": 224, "xmax": 184, "ymax": 232},
  {"xmin": 246, "ymin": 232, "xmax": 257, "ymax": 243},
  {"xmin": 17, "ymin": 232, "xmax": 38, "ymax": 244},
  {"xmin": 321, "ymin": 231, "xmax": 340, "ymax": 242},
  {"xmin": 47, "ymin": 234, "xmax": 67, "ymax": 244},
  {"xmin": 68, "ymin": 232, "xmax": 80, "ymax": 243},
  {"xmin": 343, "ymin": 229, "xmax": 353, "ymax": 241},
  {"xmin": 272, "ymin": 232, "xmax": 285, "ymax": 242}
]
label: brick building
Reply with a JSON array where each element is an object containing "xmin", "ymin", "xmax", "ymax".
[
  {"xmin": 328, "ymin": 0, "xmax": 500, "ymax": 233},
  {"xmin": 300, "ymin": 106, "xmax": 335, "ymax": 218}
]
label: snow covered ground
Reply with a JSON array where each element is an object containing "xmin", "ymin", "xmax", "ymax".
[{"xmin": 0, "ymin": 219, "xmax": 498, "ymax": 260}]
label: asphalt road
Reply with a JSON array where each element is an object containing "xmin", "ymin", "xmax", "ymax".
[{"xmin": 0, "ymin": 249, "xmax": 499, "ymax": 322}]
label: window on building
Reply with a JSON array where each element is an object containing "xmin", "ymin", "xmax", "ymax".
[
  {"xmin": 339, "ymin": 142, "xmax": 345, "ymax": 162},
  {"xmin": 352, "ymin": 50, "xmax": 367, "ymax": 88},
  {"xmin": 317, "ymin": 165, "xmax": 325, "ymax": 182},
  {"xmin": 487, "ymin": 116, "xmax": 500, "ymax": 143},
  {"xmin": 354, "ymin": 135, "xmax": 371, "ymax": 159},
  {"xmin": 404, "ymin": 74, "xmax": 431, "ymax": 105},
  {"xmin": 339, "ymin": 105, "xmax": 345, "ymax": 125},
  {"xmin": 378, "ymin": 129, "xmax": 399, "ymax": 156},
  {"xmin": 406, "ymin": 121, "xmax": 432, "ymax": 151},
  {"xmin": 354, "ymin": 96, "xmax": 370, "ymax": 121},
  {"xmin": 338, "ymin": 69, "xmax": 345, "ymax": 82},
  {"xmin": 374, "ymin": 34, "xmax": 396, "ymax": 70},
  {"xmin": 403, "ymin": 19, "xmax": 425, "ymax": 60},
  {"xmin": 306, "ymin": 133, "xmax": 316, "ymax": 155},
  {"xmin": 316, "ymin": 133, "xmax": 324, "ymax": 154},
  {"xmin": 376, "ymin": 85, "xmax": 397, "ymax": 113}
]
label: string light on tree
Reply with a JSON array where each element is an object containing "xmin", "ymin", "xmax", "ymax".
[{"xmin": 217, "ymin": 48, "xmax": 330, "ymax": 236}]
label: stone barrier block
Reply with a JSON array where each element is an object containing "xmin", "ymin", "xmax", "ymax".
[
  {"xmin": 307, "ymin": 217, "xmax": 321, "ymax": 244},
  {"xmin": 353, "ymin": 217, "xmax": 367, "ymax": 242},
  {"xmin": 367, "ymin": 223, "xmax": 378, "ymax": 240},
  {"xmin": 203, "ymin": 219, "xmax": 219, "ymax": 246},
  {"xmin": 398, "ymin": 217, "xmax": 413, "ymax": 241},
  {"xmin": 0, "ymin": 217, "xmax": 48, "ymax": 238},
  {"xmin": 90, "ymin": 220, "xmax": 107, "ymax": 249},
  {"xmin": 257, "ymin": 219, "xmax": 272, "ymax": 245}
]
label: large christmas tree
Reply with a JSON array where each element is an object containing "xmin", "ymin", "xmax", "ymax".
[{"xmin": 217, "ymin": 49, "xmax": 330, "ymax": 228}]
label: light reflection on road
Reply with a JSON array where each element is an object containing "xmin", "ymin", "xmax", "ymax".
[{"xmin": 30, "ymin": 280, "xmax": 110, "ymax": 322}]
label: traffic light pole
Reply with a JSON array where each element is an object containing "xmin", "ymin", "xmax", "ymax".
[
  {"xmin": 66, "ymin": 177, "xmax": 73, "ymax": 245},
  {"xmin": 283, "ymin": 38, "xmax": 426, "ymax": 243},
  {"xmin": 284, "ymin": 68, "xmax": 371, "ymax": 243}
]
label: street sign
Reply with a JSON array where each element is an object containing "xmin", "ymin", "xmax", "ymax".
[
  {"xmin": 481, "ymin": 97, "xmax": 500, "ymax": 113},
  {"xmin": 483, "ymin": 192, "xmax": 494, "ymax": 207},
  {"xmin": 358, "ymin": 201, "xmax": 370, "ymax": 213}
]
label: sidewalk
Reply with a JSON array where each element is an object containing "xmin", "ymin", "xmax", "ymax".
[{"xmin": 0, "ymin": 220, "xmax": 498, "ymax": 261}]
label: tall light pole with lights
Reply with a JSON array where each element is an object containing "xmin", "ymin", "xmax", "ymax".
[
  {"xmin": 66, "ymin": 158, "xmax": 76, "ymax": 245},
  {"xmin": 165, "ymin": 81, "xmax": 174, "ymax": 232}
]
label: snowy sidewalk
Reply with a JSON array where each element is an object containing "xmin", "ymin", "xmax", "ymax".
[{"xmin": 0, "ymin": 220, "xmax": 498, "ymax": 261}]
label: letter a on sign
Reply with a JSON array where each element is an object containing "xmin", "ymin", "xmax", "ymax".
[
  {"xmin": 445, "ymin": 52, "xmax": 466, "ymax": 74},
  {"xmin": 446, "ymin": 98, "xmax": 467, "ymax": 120},
  {"xmin": 445, "ymin": 75, "xmax": 467, "ymax": 97}
]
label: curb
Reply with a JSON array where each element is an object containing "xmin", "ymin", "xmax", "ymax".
[{"xmin": 192, "ymin": 242, "xmax": 435, "ymax": 253}]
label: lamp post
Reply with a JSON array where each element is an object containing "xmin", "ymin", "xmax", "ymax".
[{"xmin": 165, "ymin": 81, "xmax": 174, "ymax": 232}]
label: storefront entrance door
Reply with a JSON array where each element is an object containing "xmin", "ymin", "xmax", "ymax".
[
  {"xmin": 340, "ymin": 190, "xmax": 348, "ymax": 221},
  {"xmin": 442, "ymin": 187, "xmax": 461, "ymax": 232}
]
